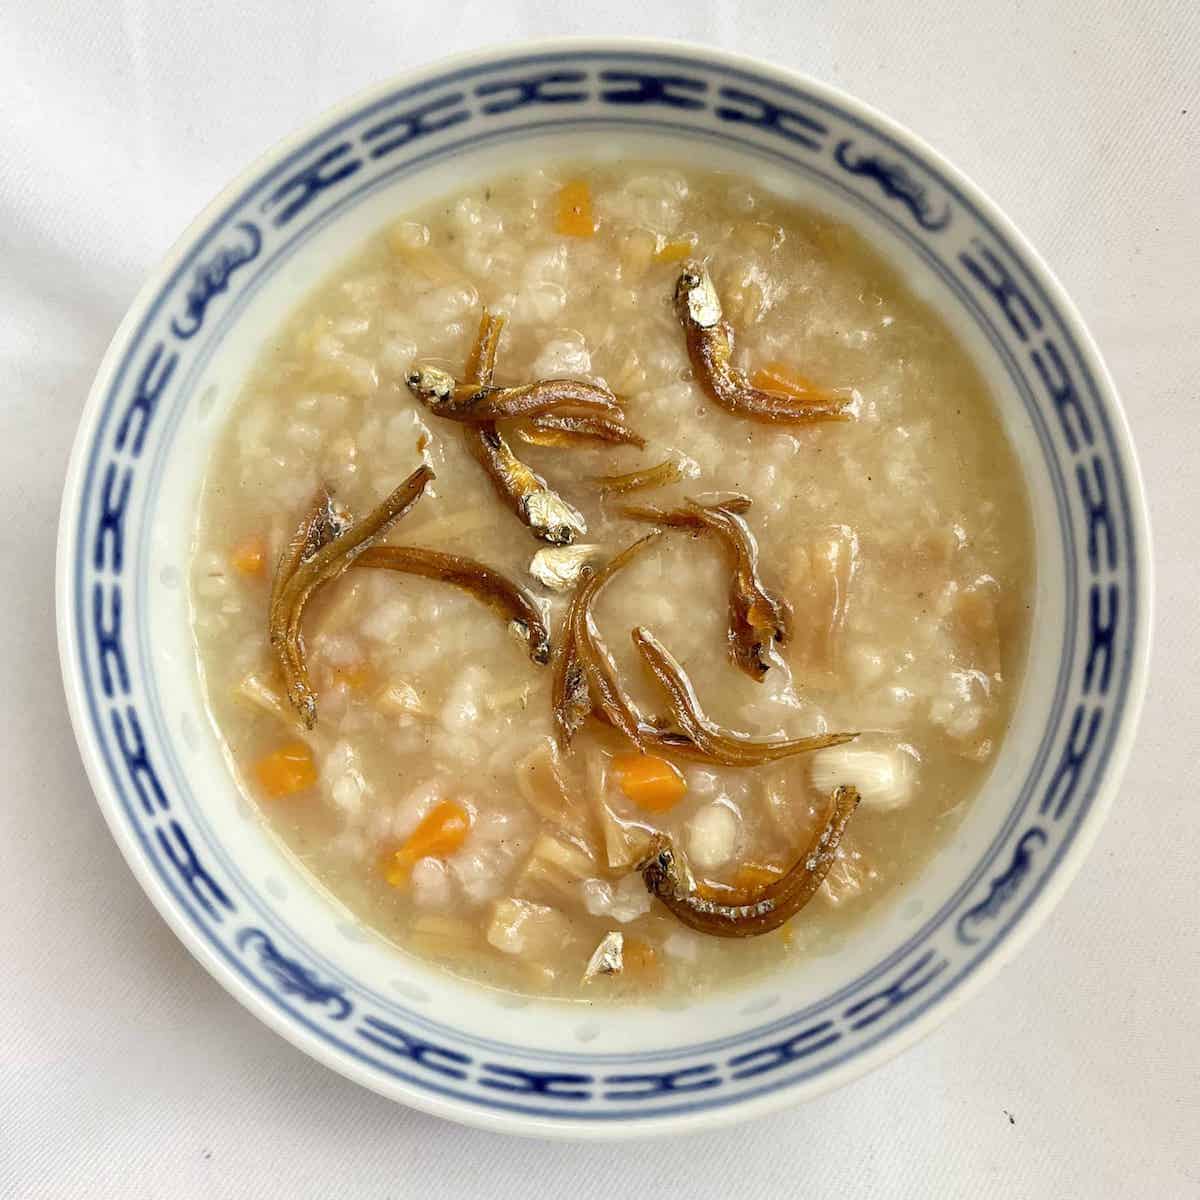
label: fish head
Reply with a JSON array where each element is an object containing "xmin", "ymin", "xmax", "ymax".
[
  {"xmin": 674, "ymin": 260, "xmax": 722, "ymax": 329},
  {"xmin": 405, "ymin": 363, "xmax": 457, "ymax": 405},
  {"xmin": 637, "ymin": 834, "xmax": 678, "ymax": 897}
]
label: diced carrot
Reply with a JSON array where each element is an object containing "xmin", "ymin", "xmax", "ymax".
[
  {"xmin": 556, "ymin": 180, "xmax": 595, "ymax": 238},
  {"xmin": 230, "ymin": 535, "xmax": 267, "ymax": 576},
  {"xmin": 386, "ymin": 800, "xmax": 472, "ymax": 886},
  {"xmin": 654, "ymin": 236, "xmax": 697, "ymax": 263},
  {"xmin": 750, "ymin": 361, "xmax": 827, "ymax": 401},
  {"xmin": 255, "ymin": 741, "xmax": 317, "ymax": 798},
  {"xmin": 613, "ymin": 753, "xmax": 687, "ymax": 812},
  {"xmin": 333, "ymin": 661, "xmax": 374, "ymax": 691},
  {"xmin": 622, "ymin": 936, "xmax": 659, "ymax": 976},
  {"xmin": 733, "ymin": 862, "xmax": 785, "ymax": 892}
]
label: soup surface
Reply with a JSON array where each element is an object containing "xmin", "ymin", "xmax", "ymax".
[{"xmin": 192, "ymin": 164, "xmax": 1033, "ymax": 1000}]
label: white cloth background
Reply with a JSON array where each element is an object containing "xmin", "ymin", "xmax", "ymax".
[{"xmin": 2, "ymin": 3, "xmax": 1197, "ymax": 1196}]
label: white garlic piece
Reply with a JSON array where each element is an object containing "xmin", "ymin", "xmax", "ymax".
[{"xmin": 810, "ymin": 743, "xmax": 917, "ymax": 811}]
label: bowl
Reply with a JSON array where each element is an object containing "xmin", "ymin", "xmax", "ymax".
[{"xmin": 56, "ymin": 38, "xmax": 1152, "ymax": 1138}]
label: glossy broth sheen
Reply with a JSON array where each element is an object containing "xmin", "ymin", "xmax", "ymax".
[{"xmin": 192, "ymin": 164, "xmax": 1033, "ymax": 1000}]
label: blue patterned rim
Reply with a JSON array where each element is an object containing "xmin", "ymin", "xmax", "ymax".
[{"xmin": 58, "ymin": 43, "xmax": 1150, "ymax": 1134}]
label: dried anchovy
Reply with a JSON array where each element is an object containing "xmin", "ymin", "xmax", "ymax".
[
  {"xmin": 457, "ymin": 310, "xmax": 586, "ymax": 544},
  {"xmin": 623, "ymin": 497, "xmax": 790, "ymax": 680},
  {"xmin": 569, "ymin": 535, "xmax": 664, "ymax": 750},
  {"xmin": 466, "ymin": 426, "xmax": 586, "ymax": 544},
  {"xmin": 618, "ymin": 493, "xmax": 752, "ymax": 525},
  {"xmin": 639, "ymin": 785, "xmax": 860, "ymax": 937},
  {"xmin": 687, "ymin": 500, "xmax": 792, "ymax": 680},
  {"xmin": 552, "ymin": 534, "xmax": 662, "ymax": 750},
  {"xmin": 589, "ymin": 456, "xmax": 685, "ymax": 496},
  {"xmin": 265, "ymin": 487, "xmax": 344, "ymax": 727},
  {"xmin": 269, "ymin": 485, "xmax": 343, "ymax": 632},
  {"xmin": 631, "ymin": 626, "xmax": 856, "ymax": 766},
  {"xmin": 550, "ymin": 537, "xmax": 832, "ymax": 763},
  {"xmin": 269, "ymin": 466, "xmax": 434, "ymax": 728},
  {"xmin": 355, "ymin": 546, "xmax": 550, "ymax": 663},
  {"xmin": 674, "ymin": 261, "xmax": 850, "ymax": 424},
  {"xmin": 518, "ymin": 413, "xmax": 646, "ymax": 448},
  {"xmin": 464, "ymin": 305, "xmax": 504, "ymax": 385},
  {"xmin": 406, "ymin": 321, "xmax": 623, "ymax": 423},
  {"xmin": 551, "ymin": 616, "xmax": 592, "ymax": 749},
  {"xmin": 410, "ymin": 374, "xmax": 625, "ymax": 423}
]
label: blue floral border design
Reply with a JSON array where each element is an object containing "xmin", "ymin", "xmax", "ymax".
[{"xmin": 67, "ymin": 48, "xmax": 1142, "ymax": 1124}]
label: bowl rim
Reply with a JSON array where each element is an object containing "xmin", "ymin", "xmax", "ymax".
[{"xmin": 56, "ymin": 35, "xmax": 1153, "ymax": 1139}]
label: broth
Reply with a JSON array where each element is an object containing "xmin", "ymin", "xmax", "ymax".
[{"xmin": 191, "ymin": 164, "xmax": 1033, "ymax": 999}]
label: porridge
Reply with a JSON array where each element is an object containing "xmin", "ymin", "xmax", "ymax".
[{"xmin": 191, "ymin": 164, "xmax": 1033, "ymax": 999}]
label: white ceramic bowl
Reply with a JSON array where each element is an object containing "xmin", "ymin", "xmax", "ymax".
[{"xmin": 57, "ymin": 39, "xmax": 1152, "ymax": 1138}]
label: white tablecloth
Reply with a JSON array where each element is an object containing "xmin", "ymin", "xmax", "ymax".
[{"xmin": 2, "ymin": 4, "xmax": 1196, "ymax": 1196}]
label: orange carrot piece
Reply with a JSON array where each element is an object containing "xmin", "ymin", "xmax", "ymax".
[
  {"xmin": 613, "ymin": 753, "xmax": 687, "ymax": 812},
  {"xmin": 654, "ymin": 236, "xmax": 697, "ymax": 263},
  {"xmin": 386, "ymin": 800, "xmax": 472, "ymax": 886},
  {"xmin": 255, "ymin": 741, "xmax": 317, "ymax": 798},
  {"xmin": 231, "ymin": 535, "xmax": 267, "ymax": 576},
  {"xmin": 556, "ymin": 180, "xmax": 595, "ymax": 238}
]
